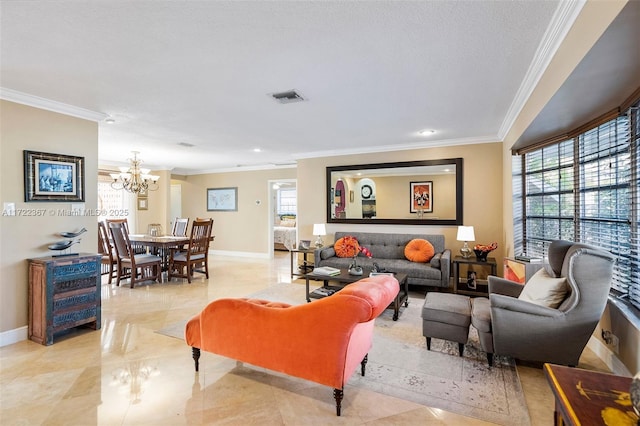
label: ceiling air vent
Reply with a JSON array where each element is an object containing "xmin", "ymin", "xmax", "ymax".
[
  {"xmin": 177, "ymin": 142, "xmax": 195, "ymax": 147},
  {"xmin": 270, "ymin": 90, "xmax": 305, "ymax": 104}
]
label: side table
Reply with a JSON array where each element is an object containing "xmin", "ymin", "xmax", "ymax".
[
  {"xmin": 452, "ymin": 255, "xmax": 497, "ymax": 297},
  {"xmin": 290, "ymin": 248, "xmax": 315, "ymax": 279},
  {"xmin": 504, "ymin": 257, "xmax": 544, "ymax": 284},
  {"xmin": 544, "ymin": 363, "xmax": 638, "ymax": 426}
]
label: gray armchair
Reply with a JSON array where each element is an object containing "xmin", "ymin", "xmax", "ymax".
[{"xmin": 471, "ymin": 240, "xmax": 615, "ymax": 367}]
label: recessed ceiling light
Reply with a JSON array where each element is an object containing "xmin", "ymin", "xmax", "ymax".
[
  {"xmin": 253, "ymin": 148, "xmax": 262, "ymax": 153},
  {"xmin": 419, "ymin": 129, "xmax": 436, "ymax": 135},
  {"xmin": 105, "ymin": 117, "xmax": 116, "ymax": 124}
]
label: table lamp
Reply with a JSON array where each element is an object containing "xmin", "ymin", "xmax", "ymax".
[
  {"xmin": 313, "ymin": 223, "xmax": 326, "ymax": 248},
  {"xmin": 457, "ymin": 226, "xmax": 475, "ymax": 258}
]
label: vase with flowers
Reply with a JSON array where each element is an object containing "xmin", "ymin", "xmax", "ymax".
[
  {"xmin": 473, "ymin": 242, "xmax": 498, "ymax": 262},
  {"xmin": 340, "ymin": 236, "xmax": 373, "ymax": 275}
]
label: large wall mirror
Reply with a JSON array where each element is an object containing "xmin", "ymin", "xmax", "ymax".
[{"xmin": 327, "ymin": 158, "xmax": 463, "ymax": 225}]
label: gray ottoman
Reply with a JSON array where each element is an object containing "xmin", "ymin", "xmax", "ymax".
[{"xmin": 421, "ymin": 292, "xmax": 471, "ymax": 356}]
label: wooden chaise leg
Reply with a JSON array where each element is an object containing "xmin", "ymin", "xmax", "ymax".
[
  {"xmin": 333, "ymin": 388, "xmax": 344, "ymax": 416},
  {"xmin": 487, "ymin": 352, "xmax": 493, "ymax": 367},
  {"xmin": 192, "ymin": 347, "xmax": 201, "ymax": 372},
  {"xmin": 361, "ymin": 354, "xmax": 368, "ymax": 376}
]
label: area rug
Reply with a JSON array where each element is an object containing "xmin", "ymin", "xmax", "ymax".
[{"xmin": 156, "ymin": 283, "xmax": 531, "ymax": 425}]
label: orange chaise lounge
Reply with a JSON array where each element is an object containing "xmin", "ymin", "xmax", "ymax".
[{"xmin": 185, "ymin": 275, "xmax": 399, "ymax": 416}]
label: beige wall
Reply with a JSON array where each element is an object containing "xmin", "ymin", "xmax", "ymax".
[
  {"xmin": 298, "ymin": 142, "xmax": 504, "ymax": 265},
  {"xmin": 330, "ymin": 174, "xmax": 456, "ymax": 220},
  {"xmin": 0, "ymin": 100, "xmax": 99, "ymax": 334},
  {"xmin": 176, "ymin": 143, "xmax": 503, "ymax": 263},
  {"xmin": 136, "ymin": 169, "xmax": 172, "ymax": 234},
  {"xmin": 174, "ymin": 168, "xmax": 296, "ymax": 254},
  {"xmin": 373, "ymin": 174, "xmax": 456, "ymax": 220}
]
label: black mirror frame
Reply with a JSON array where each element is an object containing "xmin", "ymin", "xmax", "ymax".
[{"xmin": 326, "ymin": 158, "xmax": 463, "ymax": 226}]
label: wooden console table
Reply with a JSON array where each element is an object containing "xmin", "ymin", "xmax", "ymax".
[
  {"xmin": 544, "ymin": 363, "xmax": 638, "ymax": 426},
  {"xmin": 28, "ymin": 253, "xmax": 101, "ymax": 345}
]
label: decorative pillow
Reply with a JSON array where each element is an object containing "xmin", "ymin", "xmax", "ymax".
[
  {"xmin": 518, "ymin": 268, "xmax": 568, "ymax": 308},
  {"xmin": 404, "ymin": 239, "xmax": 435, "ymax": 263},
  {"xmin": 280, "ymin": 219, "xmax": 296, "ymax": 227},
  {"xmin": 334, "ymin": 236, "xmax": 360, "ymax": 258}
]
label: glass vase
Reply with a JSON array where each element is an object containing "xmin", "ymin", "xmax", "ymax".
[{"xmin": 348, "ymin": 256, "xmax": 363, "ymax": 275}]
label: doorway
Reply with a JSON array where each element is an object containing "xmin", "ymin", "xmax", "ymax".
[{"xmin": 268, "ymin": 179, "xmax": 297, "ymax": 258}]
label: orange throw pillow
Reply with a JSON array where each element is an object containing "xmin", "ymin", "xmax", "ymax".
[
  {"xmin": 404, "ymin": 239, "xmax": 435, "ymax": 263},
  {"xmin": 334, "ymin": 236, "xmax": 360, "ymax": 258}
]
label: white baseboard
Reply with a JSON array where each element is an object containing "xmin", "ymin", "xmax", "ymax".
[
  {"xmin": 0, "ymin": 326, "xmax": 28, "ymax": 347},
  {"xmin": 587, "ymin": 336, "xmax": 632, "ymax": 376},
  {"xmin": 210, "ymin": 250, "xmax": 270, "ymax": 259}
]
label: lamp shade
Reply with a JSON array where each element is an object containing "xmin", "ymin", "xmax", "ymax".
[
  {"xmin": 456, "ymin": 226, "xmax": 475, "ymax": 242},
  {"xmin": 313, "ymin": 223, "xmax": 326, "ymax": 236}
]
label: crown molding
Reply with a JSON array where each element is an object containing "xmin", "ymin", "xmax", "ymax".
[
  {"xmin": 0, "ymin": 87, "xmax": 108, "ymax": 122},
  {"xmin": 181, "ymin": 162, "xmax": 297, "ymax": 176},
  {"xmin": 294, "ymin": 135, "xmax": 500, "ymax": 161},
  {"xmin": 497, "ymin": 0, "xmax": 586, "ymax": 140}
]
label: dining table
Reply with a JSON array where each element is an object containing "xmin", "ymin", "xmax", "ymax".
[{"xmin": 128, "ymin": 234, "xmax": 191, "ymax": 271}]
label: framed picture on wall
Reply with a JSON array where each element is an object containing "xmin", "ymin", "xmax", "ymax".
[
  {"xmin": 207, "ymin": 187, "xmax": 238, "ymax": 211},
  {"xmin": 23, "ymin": 150, "xmax": 85, "ymax": 202},
  {"xmin": 410, "ymin": 181, "xmax": 433, "ymax": 213},
  {"xmin": 137, "ymin": 197, "xmax": 148, "ymax": 211}
]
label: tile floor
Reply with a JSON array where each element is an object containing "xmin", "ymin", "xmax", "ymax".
[{"xmin": 0, "ymin": 251, "xmax": 610, "ymax": 425}]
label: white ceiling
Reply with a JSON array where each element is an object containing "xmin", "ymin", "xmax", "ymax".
[{"xmin": 0, "ymin": 0, "xmax": 585, "ymax": 174}]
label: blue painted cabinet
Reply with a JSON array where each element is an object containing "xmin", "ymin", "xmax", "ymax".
[{"xmin": 28, "ymin": 253, "xmax": 101, "ymax": 345}]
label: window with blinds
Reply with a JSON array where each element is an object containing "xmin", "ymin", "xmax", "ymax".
[
  {"xmin": 516, "ymin": 103, "xmax": 639, "ymax": 311},
  {"xmin": 98, "ymin": 173, "xmax": 132, "ymax": 223},
  {"xmin": 277, "ymin": 188, "xmax": 297, "ymax": 216}
]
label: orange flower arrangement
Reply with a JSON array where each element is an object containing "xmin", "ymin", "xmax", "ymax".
[
  {"xmin": 473, "ymin": 242, "xmax": 498, "ymax": 253},
  {"xmin": 473, "ymin": 242, "xmax": 497, "ymax": 261},
  {"xmin": 339, "ymin": 236, "xmax": 372, "ymax": 258},
  {"xmin": 338, "ymin": 236, "xmax": 372, "ymax": 275}
]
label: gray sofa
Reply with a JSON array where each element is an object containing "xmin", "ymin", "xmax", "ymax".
[{"xmin": 314, "ymin": 231, "xmax": 451, "ymax": 288}]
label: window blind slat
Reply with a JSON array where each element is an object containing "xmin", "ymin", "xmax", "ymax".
[{"xmin": 519, "ymin": 104, "xmax": 639, "ymax": 311}]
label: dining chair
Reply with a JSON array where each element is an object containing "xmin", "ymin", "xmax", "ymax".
[
  {"xmin": 105, "ymin": 218, "xmax": 129, "ymax": 232},
  {"xmin": 171, "ymin": 218, "xmax": 189, "ymax": 237},
  {"xmin": 98, "ymin": 221, "xmax": 118, "ymax": 284},
  {"xmin": 108, "ymin": 220, "xmax": 162, "ymax": 288},
  {"xmin": 168, "ymin": 218, "xmax": 213, "ymax": 283}
]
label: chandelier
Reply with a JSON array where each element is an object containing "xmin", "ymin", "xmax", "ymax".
[{"xmin": 110, "ymin": 151, "xmax": 159, "ymax": 194}]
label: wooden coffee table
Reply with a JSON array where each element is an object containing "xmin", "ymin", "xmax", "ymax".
[{"xmin": 304, "ymin": 268, "xmax": 408, "ymax": 321}]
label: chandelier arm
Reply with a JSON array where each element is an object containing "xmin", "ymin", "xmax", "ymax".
[{"xmin": 111, "ymin": 152, "xmax": 159, "ymax": 194}]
